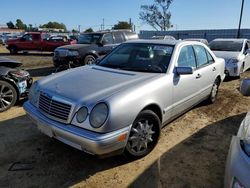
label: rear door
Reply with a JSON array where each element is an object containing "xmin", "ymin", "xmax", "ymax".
[
  {"xmin": 98, "ymin": 33, "xmax": 117, "ymax": 56},
  {"xmin": 32, "ymin": 34, "xmax": 42, "ymax": 51},
  {"xmin": 193, "ymin": 45, "xmax": 217, "ymax": 99},
  {"xmin": 172, "ymin": 45, "xmax": 201, "ymax": 116}
]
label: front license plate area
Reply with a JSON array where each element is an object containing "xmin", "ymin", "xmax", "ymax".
[{"xmin": 37, "ymin": 121, "xmax": 53, "ymax": 137}]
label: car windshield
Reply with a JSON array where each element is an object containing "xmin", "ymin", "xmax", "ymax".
[
  {"xmin": 98, "ymin": 43, "xmax": 174, "ymax": 73},
  {"xmin": 78, "ymin": 34, "xmax": 102, "ymax": 44},
  {"xmin": 209, "ymin": 41, "xmax": 243, "ymax": 52}
]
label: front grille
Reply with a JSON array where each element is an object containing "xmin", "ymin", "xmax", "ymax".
[{"xmin": 39, "ymin": 93, "xmax": 72, "ymax": 122}]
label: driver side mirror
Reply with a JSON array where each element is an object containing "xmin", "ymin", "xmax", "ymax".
[
  {"xmin": 176, "ymin": 67, "xmax": 194, "ymax": 75},
  {"xmin": 20, "ymin": 37, "xmax": 25, "ymax": 41}
]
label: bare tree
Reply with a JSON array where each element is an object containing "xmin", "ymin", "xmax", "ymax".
[{"xmin": 139, "ymin": 0, "xmax": 173, "ymax": 31}]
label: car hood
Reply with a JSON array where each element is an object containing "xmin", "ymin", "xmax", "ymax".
[
  {"xmin": 0, "ymin": 57, "xmax": 22, "ymax": 68},
  {"xmin": 213, "ymin": 51, "xmax": 241, "ymax": 62},
  {"xmin": 57, "ymin": 43, "xmax": 92, "ymax": 50},
  {"xmin": 38, "ymin": 65, "xmax": 159, "ymax": 105}
]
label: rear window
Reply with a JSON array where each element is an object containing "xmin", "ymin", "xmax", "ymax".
[{"xmin": 209, "ymin": 41, "xmax": 243, "ymax": 52}]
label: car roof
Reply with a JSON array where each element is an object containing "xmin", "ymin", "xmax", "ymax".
[
  {"xmin": 212, "ymin": 38, "xmax": 247, "ymax": 42},
  {"xmin": 124, "ymin": 39, "xmax": 205, "ymax": 46},
  {"xmin": 125, "ymin": 39, "xmax": 179, "ymax": 45}
]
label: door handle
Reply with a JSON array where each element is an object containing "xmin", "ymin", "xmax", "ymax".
[
  {"xmin": 212, "ymin": 67, "xmax": 216, "ymax": 71},
  {"xmin": 196, "ymin": 74, "xmax": 202, "ymax": 79}
]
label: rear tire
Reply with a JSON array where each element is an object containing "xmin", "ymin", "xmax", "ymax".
[
  {"xmin": 124, "ymin": 110, "xmax": 160, "ymax": 159},
  {"xmin": 207, "ymin": 78, "xmax": 220, "ymax": 104},
  {"xmin": 0, "ymin": 80, "xmax": 17, "ymax": 112}
]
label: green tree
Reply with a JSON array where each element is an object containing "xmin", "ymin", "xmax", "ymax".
[
  {"xmin": 40, "ymin": 21, "xmax": 67, "ymax": 31},
  {"xmin": 112, "ymin": 21, "xmax": 132, "ymax": 30},
  {"xmin": 6, "ymin": 21, "xmax": 15, "ymax": 29},
  {"xmin": 139, "ymin": 0, "xmax": 173, "ymax": 31},
  {"xmin": 84, "ymin": 28, "xmax": 94, "ymax": 33},
  {"xmin": 15, "ymin": 19, "xmax": 27, "ymax": 30}
]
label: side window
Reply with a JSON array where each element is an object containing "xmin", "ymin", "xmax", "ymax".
[
  {"xmin": 102, "ymin": 33, "xmax": 114, "ymax": 45},
  {"xmin": 177, "ymin": 45, "xmax": 196, "ymax": 68},
  {"xmin": 206, "ymin": 50, "xmax": 214, "ymax": 63},
  {"xmin": 113, "ymin": 32, "xmax": 125, "ymax": 43},
  {"xmin": 244, "ymin": 41, "xmax": 249, "ymax": 52},
  {"xmin": 193, "ymin": 45, "xmax": 209, "ymax": 67},
  {"xmin": 22, "ymin": 34, "xmax": 33, "ymax": 41}
]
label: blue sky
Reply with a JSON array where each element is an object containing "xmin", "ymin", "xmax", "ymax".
[{"xmin": 0, "ymin": 0, "xmax": 249, "ymax": 32}]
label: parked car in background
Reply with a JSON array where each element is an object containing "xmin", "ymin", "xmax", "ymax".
[
  {"xmin": 0, "ymin": 34, "xmax": 20, "ymax": 46},
  {"xmin": 53, "ymin": 30, "xmax": 138, "ymax": 68},
  {"xmin": 184, "ymin": 38, "xmax": 208, "ymax": 45},
  {"xmin": 209, "ymin": 38, "xmax": 250, "ymax": 77},
  {"xmin": 152, "ymin": 35, "xmax": 176, "ymax": 40},
  {"xmin": 5, "ymin": 32, "xmax": 75, "ymax": 54},
  {"xmin": 46, "ymin": 35, "xmax": 77, "ymax": 44},
  {"xmin": 224, "ymin": 110, "xmax": 250, "ymax": 188},
  {"xmin": 24, "ymin": 40, "xmax": 225, "ymax": 158},
  {"xmin": 0, "ymin": 57, "xmax": 32, "ymax": 112}
]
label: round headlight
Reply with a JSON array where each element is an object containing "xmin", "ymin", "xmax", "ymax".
[
  {"xmin": 76, "ymin": 107, "xmax": 88, "ymax": 123},
  {"xmin": 89, "ymin": 103, "xmax": 109, "ymax": 128}
]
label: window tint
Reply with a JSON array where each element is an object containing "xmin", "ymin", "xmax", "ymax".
[
  {"xmin": 177, "ymin": 46, "xmax": 196, "ymax": 68},
  {"xmin": 113, "ymin": 32, "xmax": 124, "ymax": 43},
  {"xmin": 102, "ymin": 33, "xmax": 114, "ymax": 45},
  {"xmin": 193, "ymin": 45, "xmax": 209, "ymax": 67},
  {"xmin": 23, "ymin": 34, "xmax": 33, "ymax": 41},
  {"xmin": 206, "ymin": 50, "xmax": 214, "ymax": 63},
  {"xmin": 244, "ymin": 41, "xmax": 249, "ymax": 52}
]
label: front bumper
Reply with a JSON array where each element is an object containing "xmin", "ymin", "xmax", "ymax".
[
  {"xmin": 23, "ymin": 101, "xmax": 131, "ymax": 155},
  {"xmin": 224, "ymin": 136, "xmax": 250, "ymax": 188},
  {"xmin": 53, "ymin": 55, "xmax": 81, "ymax": 67}
]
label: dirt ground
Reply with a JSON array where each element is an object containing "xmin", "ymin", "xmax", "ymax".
[{"xmin": 1, "ymin": 46, "xmax": 250, "ymax": 188}]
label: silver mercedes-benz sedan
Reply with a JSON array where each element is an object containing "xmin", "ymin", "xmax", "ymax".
[
  {"xmin": 210, "ymin": 38, "xmax": 250, "ymax": 77},
  {"xmin": 24, "ymin": 40, "xmax": 225, "ymax": 158}
]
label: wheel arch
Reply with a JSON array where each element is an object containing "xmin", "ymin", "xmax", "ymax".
[
  {"xmin": 0, "ymin": 77, "xmax": 20, "ymax": 100},
  {"xmin": 141, "ymin": 103, "xmax": 163, "ymax": 123}
]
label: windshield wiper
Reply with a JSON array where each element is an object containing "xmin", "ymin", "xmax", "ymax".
[
  {"xmin": 120, "ymin": 67, "xmax": 161, "ymax": 73},
  {"xmin": 100, "ymin": 64, "xmax": 126, "ymax": 69}
]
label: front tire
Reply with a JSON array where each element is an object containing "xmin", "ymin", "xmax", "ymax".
[
  {"xmin": 0, "ymin": 81, "xmax": 17, "ymax": 112},
  {"xmin": 9, "ymin": 46, "xmax": 18, "ymax": 54},
  {"xmin": 124, "ymin": 110, "xmax": 161, "ymax": 159},
  {"xmin": 84, "ymin": 55, "xmax": 96, "ymax": 65}
]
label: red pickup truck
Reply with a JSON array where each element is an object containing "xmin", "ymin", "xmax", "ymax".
[{"xmin": 6, "ymin": 32, "xmax": 76, "ymax": 54}]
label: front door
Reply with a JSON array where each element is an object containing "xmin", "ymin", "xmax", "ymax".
[{"xmin": 172, "ymin": 45, "xmax": 201, "ymax": 116}]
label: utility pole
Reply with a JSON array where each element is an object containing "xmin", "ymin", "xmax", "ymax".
[
  {"xmin": 237, "ymin": 0, "xmax": 245, "ymax": 38},
  {"xmin": 102, "ymin": 19, "xmax": 105, "ymax": 30},
  {"xmin": 78, "ymin": 25, "xmax": 81, "ymax": 33}
]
